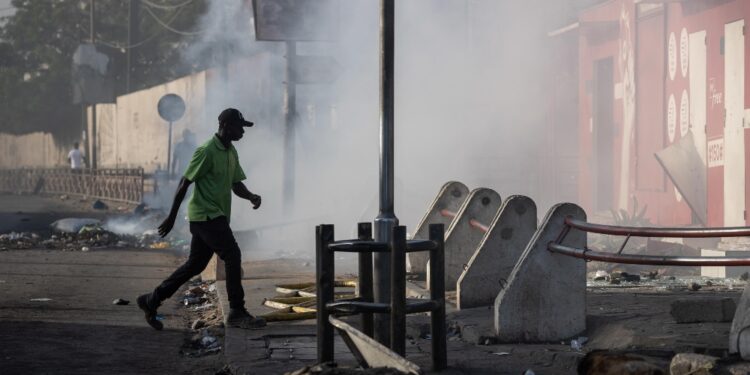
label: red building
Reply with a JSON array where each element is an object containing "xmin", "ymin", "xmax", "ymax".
[{"xmin": 550, "ymin": 0, "xmax": 750, "ymax": 227}]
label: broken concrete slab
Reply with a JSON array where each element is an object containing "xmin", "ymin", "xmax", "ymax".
[
  {"xmin": 439, "ymin": 188, "xmax": 502, "ymax": 291},
  {"xmin": 407, "ymin": 181, "xmax": 469, "ymax": 275},
  {"xmin": 494, "ymin": 203, "xmax": 586, "ymax": 342},
  {"xmin": 670, "ymin": 298, "xmax": 736, "ymax": 323},
  {"xmin": 457, "ymin": 195, "xmax": 536, "ymax": 309}
]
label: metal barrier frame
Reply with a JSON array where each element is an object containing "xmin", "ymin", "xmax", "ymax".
[
  {"xmin": 549, "ymin": 216, "xmax": 750, "ymax": 266},
  {"xmin": 0, "ymin": 167, "xmax": 144, "ymax": 204},
  {"xmin": 316, "ymin": 222, "xmax": 447, "ymax": 371}
]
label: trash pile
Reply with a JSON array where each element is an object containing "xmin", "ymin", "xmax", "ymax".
[
  {"xmin": 180, "ymin": 279, "xmax": 225, "ymax": 358},
  {"xmin": 0, "ymin": 216, "xmax": 188, "ymax": 251}
]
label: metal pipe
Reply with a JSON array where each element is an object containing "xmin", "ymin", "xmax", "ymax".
[
  {"xmin": 316, "ymin": 224, "xmax": 335, "ymax": 363},
  {"xmin": 373, "ymin": 0, "xmax": 397, "ymax": 346},
  {"xmin": 429, "ymin": 224, "xmax": 447, "ymax": 371},
  {"xmin": 440, "ymin": 209, "xmax": 456, "ymax": 218},
  {"xmin": 469, "ymin": 219, "xmax": 489, "ymax": 233},
  {"xmin": 548, "ymin": 242, "xmax": 750, "ymax": 266},
  {"xmin": 441, "ymin": 209, "xmax": 488, "ymax": 233},
  {"xmin": 357, "ymin": 223, "xmax": 374, "ymax": 338},
  {"xmin": 390, "ymin": 225, "xmax": 406, "ymax": 356},
  {"xmin": 565, "ymin": 217, "xmax": 750, "ymax": 238}
]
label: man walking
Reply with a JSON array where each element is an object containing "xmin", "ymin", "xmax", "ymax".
[
  {"xmin": 137, "ymin": 108, "xmax": 266, "ymax": 330},
  {"xmin": 67, "ymin": 142, "xmax": 85, "ymax": 170}
]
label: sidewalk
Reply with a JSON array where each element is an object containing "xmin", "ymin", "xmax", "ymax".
[
  {"xmin": 214, "ymin": 259, "xmax": 585, "ymax": 375},
  {"xmin": 215, "ymin": 259, "xmax": 358, "ymax": 374}
]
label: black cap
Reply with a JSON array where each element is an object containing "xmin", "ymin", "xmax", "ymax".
[{"xmin": 218, "ymin": 108, "xmax": 254, "ymax": 127}]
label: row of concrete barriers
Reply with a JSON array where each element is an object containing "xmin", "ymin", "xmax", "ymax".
[
  {"xmin": 408, "ymin": 181, "xmax": 750, "ymax": 360},
  {"xmin": 407, "ymin": 181, "xmax": 589, "ymax": 342}
]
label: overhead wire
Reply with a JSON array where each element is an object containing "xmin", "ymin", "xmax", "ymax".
[
  {"xmin": 140, "ymin": 0, "xmax": 194, "ymax": 10},
  {"xmin": 95, "ymin": 6, "xmax": 185, "ymax": 50},
  {"xmin": 142, "ymin": 4, "xmax": 204, "ymax": 36}
]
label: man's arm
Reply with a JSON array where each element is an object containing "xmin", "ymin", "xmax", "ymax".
[
  {"xmin": 232, "ymin": 182, "xmax": 261, "ymax": 209},
  {"xmin": 158, "ymin": 177, "xmax": 193, "ymax": 237}
]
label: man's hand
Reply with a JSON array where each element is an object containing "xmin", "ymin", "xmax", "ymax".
[
  {"xmin": 250, "ymin": 194, "xmax": 262, "ymax": 209},
  {"xmin": 158, "ymin": 215, "xmax": 176, "ymax": 238}
]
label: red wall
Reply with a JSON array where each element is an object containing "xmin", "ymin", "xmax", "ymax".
[{"xmin": 574, "ymin": 0, "xmax": 750, "ymax": 226}]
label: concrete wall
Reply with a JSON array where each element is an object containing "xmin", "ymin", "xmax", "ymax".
[
  {"xmin": 0, "ymin": 132, "xmax": 76, "ymax": 168},
  {"xmin": 88, "ymin": 71, "xmax": 208, "ymax": 173}
]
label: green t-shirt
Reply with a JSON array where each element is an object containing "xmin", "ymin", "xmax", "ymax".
[{"xmin": 183, "ymin": 135, "xmax": 246, "ymax": 222}]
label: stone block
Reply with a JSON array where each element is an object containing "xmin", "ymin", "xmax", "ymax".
[
  {"xmin": 669, "ymin": 353, "xmax": 717, "ymax": 375},
  {"xmin": 670, "ymin": 298, "xmax": 736, "ymax": 323},
  {"xmin": 200, "ymin": 254, "xmax": 226, "ymax": 281},
  {"xmin": 494, "ymin": 203, "xmax": 586, "ymax": 342},
  {"xmin": 408, "ymin": 181, "xmax": 469, "ymax": 275},
  {"xmin": 457, "ymin": 195, "xmax": 537, "ymax": 309}
]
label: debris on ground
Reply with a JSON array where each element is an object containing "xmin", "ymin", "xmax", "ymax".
[
  {"xmin": 0, "ymin": 213, "xmax": 187, "ymax": 251},
  {"xmin": 29, "ymin": 298, "xmax": 52, "ymax": 302},
  {"xmin": 570, "ymin": 336, "xmax": 588, "ymax": 351},
  {"xmin": 180, "ymin": 279, "xmax": 225, "ymax": 358},
  {"xmin": 669, "ymin": 353, "xmax": 716, "ymax": 375},
  {"xmin": 112, "ymin": 298, "xmax": 129, "ymax": 305},
  {"xmin": 92, "ymin": 200, "xmax": 108, "ymax": 210},
  {"xmin": 285, "ymin": 362, "xmax": 410, "ymax": 375},
  {"xmin": 50, "ymin": 218, "xmax": 102, "ymax": 233}
]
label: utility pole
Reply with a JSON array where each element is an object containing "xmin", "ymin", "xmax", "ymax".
[
  {"xmin": 283, "ymin": 41, "xmax": 297, "ymax": 214},
  {"xmin": 89, "ymin": 0, "xmax": 97, "ymax": 169},
  {"xmin": 373, "ymin": 0, "xmax": 397, "ymax": 346},
  {"xmin": 126, "ymin": 0, "xmax": 140, "ymax": 93}
]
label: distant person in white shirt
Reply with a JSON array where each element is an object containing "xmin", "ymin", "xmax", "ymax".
[{"xmin": 67, "ymin": 142, "xmax": 85, "ymax": 170}]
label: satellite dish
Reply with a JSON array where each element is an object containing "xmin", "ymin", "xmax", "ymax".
[{"xmin": 157, "ymin": 94, "xmax": 185, "ymax": 122}]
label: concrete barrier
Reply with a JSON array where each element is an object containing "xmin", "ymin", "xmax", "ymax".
[
  {"xmin": 456, "ymin": 195, "xmax": 537, "ymax": 309},
  {"xmin": 730, "ymin": 282, "xmax": 750, "ymax": 359},
  {"xmin": 407, "ymin": 181, "xmax": 469, "ymax": 275},
  {"xmin": 434, "ymin": 188, "xmax": 502, "ymax": 291},
  {"xmin": 494, "ymin": 203, "xmax": 586, "ymax": 342}
]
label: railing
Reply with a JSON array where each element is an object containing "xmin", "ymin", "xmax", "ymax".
[
  {"xmin": 317, "ymin": 222, "xmax": 447, "ymax": 372},
  {"xmin": 548, "ymin": 216, "xmax": 750, "ymax": 266},
  {"xmin": 0, "ymin": 168, "xmax": 144, "ymax": 204}
]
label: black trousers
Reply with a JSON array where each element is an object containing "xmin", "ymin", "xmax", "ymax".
[{"xmin": 153, "ymin": 216, "xmax": 245, "ymax": 309}]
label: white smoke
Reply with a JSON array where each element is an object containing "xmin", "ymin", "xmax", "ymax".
[{"xmin": 182, "ymin": 0, "xmax": 575, "ymax": 262}]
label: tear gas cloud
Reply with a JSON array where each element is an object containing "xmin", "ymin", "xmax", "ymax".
[{"xmin": 183, "ymin": 0, "xmax": 576, "ymax": 260}]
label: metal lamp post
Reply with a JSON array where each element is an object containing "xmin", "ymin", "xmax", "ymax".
[{"xmin": 373, "ymin": 0, "xmax": 397, "ymax": 345}]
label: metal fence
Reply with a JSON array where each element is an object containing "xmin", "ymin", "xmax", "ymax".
[{"xmin": 0, "ymin": 168, "xmax": 144, "ymax": 204}]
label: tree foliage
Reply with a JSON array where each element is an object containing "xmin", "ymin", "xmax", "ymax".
[{"xmin": 0, "ymin": 0, "xmax": 207, "ymax": 140}]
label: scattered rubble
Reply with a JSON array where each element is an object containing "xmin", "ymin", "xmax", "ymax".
[
  {"xmin": 112, "ymin": 298, "xmax": 129, "ymax": 306},
  {"xmin": 92, "ymin": 200, "xmax": 108, "ymax": 210},
  {"xmin": 669, "ymin": 353, "xmax": 717, "ymax": 375},
  {"xmin": 0, "ymin": 214, "xmax": 186, "ymax": 251},
  {"xmin": 285, "ymin": 362, "xmax": 410, "ymax": 375},
  {"xmin": 180, "ymin": 279, "xmax": 225, "ymax": 358}
]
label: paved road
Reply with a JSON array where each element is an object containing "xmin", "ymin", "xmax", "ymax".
[
  {"xmin": 0, "ymin": 194, "xmax": 127, "ymax": 233},
  {"xmin": 0, "ymin": 248, "xmax": 222, "ymax": 375}
]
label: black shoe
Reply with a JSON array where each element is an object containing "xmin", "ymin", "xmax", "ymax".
[
  {"xmin": 137, "ymin": 293, "xmax": 163, "ymax": 331},
  {"xmin": 226, "ymin": 308, "xmax": 266, "ymax": 329}
]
